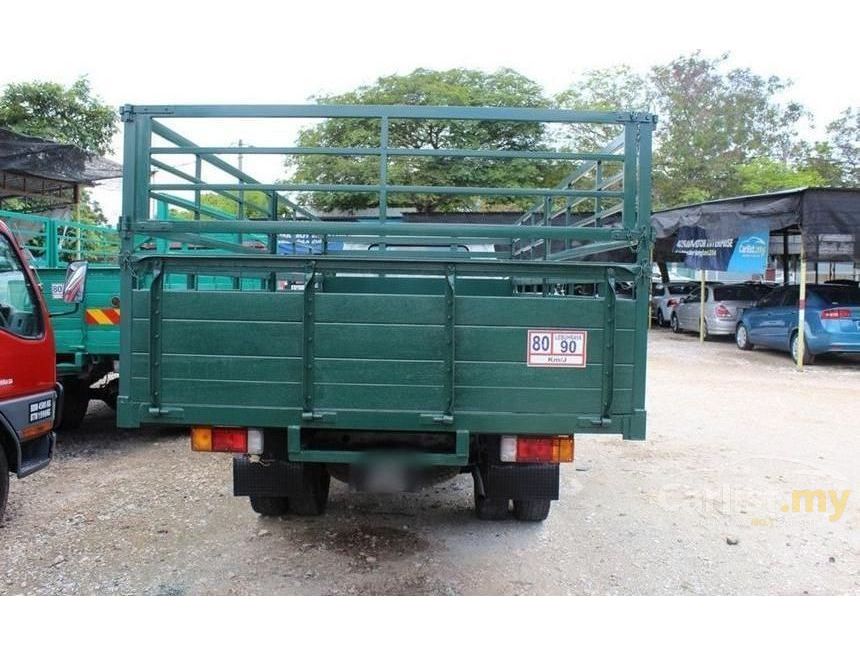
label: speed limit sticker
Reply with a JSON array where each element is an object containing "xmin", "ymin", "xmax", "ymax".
[{"xmin": 527, "ymin": 329, "xmax": 587, "ymax": 367}]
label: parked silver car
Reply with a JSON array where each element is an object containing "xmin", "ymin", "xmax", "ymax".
[
  {"xmin": 670, "ymin": 283, "xmax": 771, "ymax": 338},
  {"xmin": 651, "ymin": 281, "xmax": 697, "ymax": 327}
]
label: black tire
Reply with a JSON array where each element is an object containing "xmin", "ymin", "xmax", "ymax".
[
  {"xmin": 702, "ymin": 321, "xmax": 711, "ymax": 341},
  {"xmin": 473, "ymin": 476, "xmax": 509, "ymax": 519},
  {"xmin": 513, "ymin": 499, "xmax": 551, "ymax": 522},
  {"xmin": 58, "ymin": 378, "xmax": 90, "ymax": 431},
  {"xmin": 250, "ymin": 496, "xmax": 289, "ymax": 516},
  {"xmin": 736, "ymin": 323, "xmax": 753, "ymax": 350},
  {"xmin": 656, "ymin": 309, "xmax": 665, "ymax": 327},
  {"xmin": 670, "ymin": 313, "xmax": 682, "ymax": 334},
  {"xmin": 791, "ymin": 331, "xmax": 816, "ymax": 365},
  {"xmin": 0, "ymin": 448, "xmax": 9, "ymax": 522},
  {"xmin": 289, "ymin": 464, "xmax": 331, "ymax": 516}
]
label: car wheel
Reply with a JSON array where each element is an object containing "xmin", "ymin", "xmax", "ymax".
[
  {"xmin": 656, "ymin": 309, "xmax": 665, "ymax": 327},
  {"xmin": 702, "ymin": 321, "xmax": 711, "ymax": 341},
  {"xmin": 736, "ymin": 324, "xmax": 753, "ymax": 350},
  {"xmin": 670, "ymin": 314, "xmax": 681, "ymax": 334},
  {"xmin": 790, "ymin": 332, "xmax": 816, "ymax": 365}
]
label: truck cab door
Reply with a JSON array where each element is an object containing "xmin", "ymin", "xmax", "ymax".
[{"xmin": 0, "ymin": 231, "xmax": 56, "ymax": 399}]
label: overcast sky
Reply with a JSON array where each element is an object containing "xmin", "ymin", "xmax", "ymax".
[{"xmin": 3, "ymin": 0, "xmax": 858, "ymax": 221}]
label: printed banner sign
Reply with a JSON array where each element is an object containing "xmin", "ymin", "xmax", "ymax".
[{"xmin": 673, "ymin": 226, "xmax": 769, "ymax": 272}]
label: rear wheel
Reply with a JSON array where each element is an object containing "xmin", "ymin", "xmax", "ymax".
[
  {"xmin": 0, "ymin": 448, "xmax": 9, "ymax": 521},
  {"xmin": 791, "ymin": 332, "xmax": 816, "ymax": 365},
  {"xmin": 289, "ymin": 464, "xmax": 331, "ymax": 516},
  {"xmin": 513, "ymin": 499, "xmax": 551, "ymax": 522},
  {"xmin": 656, "ymin": 309, "xmax": 665, "ymax": 327},
  {"xmin": 736, "ymin": 324, "xmax": 753, "ymax": 350},
  {"xmin": 670, "ymin": 313, "xmax": 682, "ymax": 334},
  {"xmin": 58, "ymin": 378, "xmax": 90, "ymax": 431},
  {"xmin": 250, "ymin": 496, "xmax": 289, "ymax": 516}
]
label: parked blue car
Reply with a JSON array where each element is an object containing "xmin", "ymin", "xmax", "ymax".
[{"xmin": 735, "ymin": 284, "xmax": 860, "ymax": 363}]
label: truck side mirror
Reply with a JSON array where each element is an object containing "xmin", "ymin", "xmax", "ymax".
[{"xmin": 62, "ymin": 261, "xmax": 88, "ymax": 304}]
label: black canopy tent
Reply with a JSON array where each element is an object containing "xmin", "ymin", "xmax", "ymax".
[
  {"xmin": 0, "ymin": 127, "xmax": 122, "ymax": 210},
  {"xmin": 651, "ymin": 187, "xmax": 860, "ymax": 367},
  {"xmin": 652, "ymin": 187, "xmax": 860, "ymax": 283}
]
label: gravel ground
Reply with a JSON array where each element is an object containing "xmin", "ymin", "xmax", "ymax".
[{"xmin": 2, "ymin": 330, "xmax": 858, "ymax": 595}]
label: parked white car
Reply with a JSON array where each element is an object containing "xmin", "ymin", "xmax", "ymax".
[{"xmin": 651, "ymin": 281, "xmax": 697, "ymax": 327}]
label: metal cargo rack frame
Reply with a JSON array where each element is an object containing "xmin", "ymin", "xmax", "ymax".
[{"xmin": 118, "ymin": 105, "xmax": 655, "ymax": 464}]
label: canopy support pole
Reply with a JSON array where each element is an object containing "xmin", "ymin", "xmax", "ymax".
[
  {"xmin": 699, "ymin": 269, "xmax": 706, "ymax": 342},
  {"xmin": 796, "ymin": 245, "xmax": 807, "ymax": 371}
]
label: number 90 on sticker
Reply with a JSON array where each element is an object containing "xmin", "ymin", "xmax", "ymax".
[{"xmin": 527, "ymin": 329, "xmax": 587, "ymax": 367}]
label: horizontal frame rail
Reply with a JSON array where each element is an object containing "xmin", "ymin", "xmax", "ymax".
[{"xmin": 124, "ymin": 104, "xmax": 657, "ymax": 124}]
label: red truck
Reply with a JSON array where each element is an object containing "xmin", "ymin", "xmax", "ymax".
[{"xmin": 0, "ymin": 218, "xmax": 80, "ymax": 520}]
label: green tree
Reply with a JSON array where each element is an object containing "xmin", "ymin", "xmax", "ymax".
[
  {"xmin": 288, "ymin": 68, "xmax": 552, "ymax": 213},
  {"xmin": 826, "ymin": 107, "xmax": 859, "ymax": 184},
  {"xmin": 649, "ymin": 52, "xmax": 807, "ymax": 207},
  {"xmin": 554, "ymin": 65, "xmax": 652, "ymax": 151},
  {"xmin": 734, "ymin": 158, "xmax": 825, "ymax": 194},
  {"xmin": 0, "ymin": 76, "xmax": 117, "ymax": 155},
  {"xmin": 168, "ymin": 191, "xmax": 277, "ymax": 220}
]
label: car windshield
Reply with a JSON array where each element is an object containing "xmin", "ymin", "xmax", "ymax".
[
  {"xmin": 713, "ymin": 285, "xmax": 758, "ymax": 301},
  {"xmin": 810, "ymin": 285, "xmax": 860, "ymax": 306},
  {"xmin": 668, "ymin": 284, "xmax": 695, "ymax": 295}
]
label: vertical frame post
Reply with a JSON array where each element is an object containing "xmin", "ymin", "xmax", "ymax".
[
  {"xmin": 379, "ymin": 116, "xmax": 389, "ymax": 222},
  {"xmin": 797, "ymin": 243, "xmax": 807, "ymax": 370},
  {"xmin": 630, "ymin": 119, "xmax": 653, "ymax": 440},
  {"xmin": 622, "ymin": 123, "xmax": 638, "ymax": 230}
]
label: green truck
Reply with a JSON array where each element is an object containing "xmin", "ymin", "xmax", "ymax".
[
  {"xmin": 115, "ymin": 104, "xmax": 654, "ymax": 522},
  {"xmin": 0, "ymin": 211, "xmax": 123, "ymax": 429}
]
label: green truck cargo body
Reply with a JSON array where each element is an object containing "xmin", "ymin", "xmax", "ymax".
[{"xmin": 117, "ymin": 104, "xmax": 655, "ymax": 521}]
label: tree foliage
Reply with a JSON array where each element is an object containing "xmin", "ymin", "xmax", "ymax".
[
  {"xmin": 0, "ymin": 76, "xmax": 117, "ymax": 155},
  {"xmin": 649, "ymin": 53, "xmax": 809, "ymax": 205},
  {"xmin": 553, "ymin": 53, "xmax": 860, "ymax": 207},
  {"xmin": 288, "ymin": 68, "xmax": 553, "ymax": 212},
  {"xmin": 799, "ymin": 107, "xmax": 859, "ymax": 186}
]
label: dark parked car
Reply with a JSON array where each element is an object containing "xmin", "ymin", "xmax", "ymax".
[{"xmin": 735, "ymin": 284, "xmax": 860, "ymax": 363}]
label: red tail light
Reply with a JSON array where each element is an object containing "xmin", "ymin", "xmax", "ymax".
[
  {"xmin": 667, "ymin": 298, "xmax": 678, "ymax": 307},
  {"xmin": 211, "ymin": 428, "xmax": 248, "ymax": 452},
  {"xmin": 821, "ymin": 308, "xmax": 851, "ymax": 320},
  {"xmin": 714, "ymin": 304, "xmax": 732, "ymax": 319}
]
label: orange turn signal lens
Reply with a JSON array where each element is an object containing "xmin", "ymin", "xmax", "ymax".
[
  {"xmin": 191, "ymin": 426, "xmax": 213, "ymax": 452},
  {"xmin": 21, "ymin": 420, "xmax": 53, "ymax": 441},
  {"xmin": 554, "ymin": 436, "xmax": 574, "ymax": 463}
]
